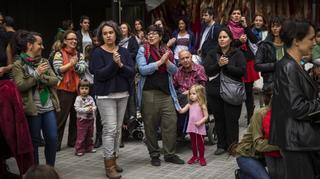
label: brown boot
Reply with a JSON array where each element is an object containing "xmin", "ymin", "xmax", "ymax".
[
  {"xmin": 114, "ymin": 159, "xmax": 123, "ymax": 173},
  {"xmin": 104, "ymin": 158, "xmax": 121, "ymax": 179},
  {"xmin": 113, "ymin": 153, "xmax": 123, "ymax": 172}
]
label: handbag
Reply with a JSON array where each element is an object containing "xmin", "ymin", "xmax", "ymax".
[{"xmin": 219, "ymin": 72, "xmax": 246, "ymax": 105}]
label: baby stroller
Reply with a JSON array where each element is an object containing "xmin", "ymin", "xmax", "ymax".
[{"xmin": 122, "ymin": 116, "xmax": 144, "ymax": 141}]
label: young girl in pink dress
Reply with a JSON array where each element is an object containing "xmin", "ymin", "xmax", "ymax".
[{"xmin": 179, "ymin": 84, "xmax": 208, "ymax": 166}]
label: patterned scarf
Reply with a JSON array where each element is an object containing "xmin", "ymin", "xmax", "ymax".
[
  {"xmin": 58, "ymin": 47, "xmax": 80, "ymax": 93},
  {"xmin": 144, "ymin": 43, "xmax": 174, "ymax": 73},
  {"xmin": 20, "ymin": 53, "xmax": 50, "ymax": 106},
  {"xmin": 227, "ymin": 20, "xmax": 248, "ymax": 52}
]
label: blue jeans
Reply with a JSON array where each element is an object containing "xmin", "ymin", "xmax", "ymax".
[
  {"xmin": 236, "ymin": 156, "xmax": 269, "ymax": 179},
  {"xmin": 27, "ymin": 111, "xmax": 57, "ymax": 166}
]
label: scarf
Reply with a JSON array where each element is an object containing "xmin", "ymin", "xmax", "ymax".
[
  {"xmin": 57, "ymin": 47, "xmax": 80, "ymax": 93},
  {"xmin": 144, "ymin": 43, "xmax": 174, "ymax": 73},
  {"xmin": 228, "ymin": 20, "xmax": 248, "ymax": 52},
  {"xmin": 227, "ymin": 20, "xmax": 245, "ymax": 39},
  {"xmin": 252, "ymin": 28, "xmax": 262, "ymax": 41},
  {"xmin": 19, "ymin": 53, "xmax": 50, "ymax": 106},
  {"xmin": 119, "ymin": 36, "xmax": 130, "ymax": 48}
]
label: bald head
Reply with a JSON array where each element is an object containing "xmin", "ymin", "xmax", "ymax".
[{"xmin": 178, "ymin": 50, "xmax": 193, "ymax": 69}]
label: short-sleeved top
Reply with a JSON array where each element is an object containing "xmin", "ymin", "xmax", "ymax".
[
  {"xmin": 174, "ymin": 33, "xmax": 190, "ymax": 59},
  {"xmin": 186, "ymin": 103, "xmax": 206, "ymax": 135}
]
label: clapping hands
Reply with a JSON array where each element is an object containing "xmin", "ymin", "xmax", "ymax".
[{"xmin": 113, "ymin": 51, "xmax": 124, "ymax": 68}]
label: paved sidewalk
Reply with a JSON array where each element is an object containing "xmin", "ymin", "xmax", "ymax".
[
  {"xmin": 8, "ymin": 100, "xmax": 256, "ymax": 178},
  {"xmin": 47, "ymin": 107, "xmax": 250, "ymax": 179},
  {"xmin": 52, "ymin": 137, "xmax": 241, "ymax": 179}
]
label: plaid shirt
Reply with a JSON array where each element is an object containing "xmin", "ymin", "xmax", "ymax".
[{"xmin": 173, "ymin": 63, "xmax": 207, "ymax": 93}]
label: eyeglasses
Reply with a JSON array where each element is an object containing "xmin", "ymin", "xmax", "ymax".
[
  {"xmin": 66, "ymin": 38, "xmax": 78, "ymax": 41},
  {"xmin": 147, "ymin": 32, "xmax": 159, "ymax": 36}
]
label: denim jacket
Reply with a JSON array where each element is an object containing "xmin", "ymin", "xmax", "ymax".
[{"xmin": 136, "ymin": 46, "xmax": 181, "ymax": 111}]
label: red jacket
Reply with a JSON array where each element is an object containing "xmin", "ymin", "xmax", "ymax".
[
  {"xmin": 262, "ymin": 110, "xmax": 281, "ymax": 157},
  {"xmin": 0, "ymin": 80, "xmax": 34, "ymax": 175}
]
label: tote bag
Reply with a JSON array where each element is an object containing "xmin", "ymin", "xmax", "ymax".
[{"xmin": 220, "ymin": 72, "xmax": 246, "ymax": 105}]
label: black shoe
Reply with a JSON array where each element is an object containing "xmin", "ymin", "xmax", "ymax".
[
  {"xmin": 67, "ymin": 143, "xmax": 75, "ymax": 148},
  {"xmin": 94, "ymin": 137, "xmax": 102, "ymax": 148},
  {"xmin": 151, "ymin": 157, "xmax": 161, "ymax": 166},
  {"xmin": 164, "ymin": 155, "xmax": 185, "ymax": 164},
  {"xmin": 120, "ymin": 141, "xmax": 124, "ymax": 148},
  {"xmin": 214, "ymin": 148, "xmax": 226, "ymax": 155},
  {"xmin": 56, "ymin": 145, "xmax": 61, "ymax": 152}
]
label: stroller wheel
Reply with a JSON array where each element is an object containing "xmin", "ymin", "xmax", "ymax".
[{"xmin": 133, "ymin": 131, "xmax": 144, "ymax": 140}]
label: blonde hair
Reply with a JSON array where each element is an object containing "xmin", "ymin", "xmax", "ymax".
[
  {"xmin": 188, "ymin": 84, "xmax": 207, "ymax": 106},
  {"xmin": 51, "ymin": 40, "xmax": 61, "ymax": 51}
]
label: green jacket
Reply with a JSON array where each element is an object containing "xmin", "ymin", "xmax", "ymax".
[
  {"xmin": 235, "ymin": 107, "xmax": 279, "ymax": 158},
  {"xmin": 312, "ymin": 44, "xmax": 320, "ymax": 60},
  {"xmin": 12, "ymin": 57, "xmax": 60, "ymax": 116}
]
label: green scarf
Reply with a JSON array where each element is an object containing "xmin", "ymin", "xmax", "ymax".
[{"xmin": 20, "ymin": 53, "xmax": 50, "ymax": 106}]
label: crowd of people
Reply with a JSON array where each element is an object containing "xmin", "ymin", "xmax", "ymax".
[{"xmin": 0, "ymin": 6, "xmax": 320, "ymax": 179}]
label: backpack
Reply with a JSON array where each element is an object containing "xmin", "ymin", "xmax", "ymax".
[{"xmin": 48, "ymin": 50, "xmax": 81, "ymax": 75}]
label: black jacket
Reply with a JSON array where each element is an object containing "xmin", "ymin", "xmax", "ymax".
[
  {"xmin": 200, "ymin": 23, "xmax": 221, "ymax": 59},
  {"xmin": 76, "ymin": 30, "xmax": 93, "ymax": 53},
  {"xmin": 127, "ymin": 36, "xmax": 139, "ymax": 62},
  {"xmin": 233, "ymin": 27, "xmax": 259, "ymax": 60},
  {"xmin": 270, "ymin": 53, "xmax": 320, "ymax": 151},
  {"xmin": 203, "ymin": 48, "xmax": 246, "ymax": 97},
  {"xmin": 254, "ymin": 39, "xmax": 277, "ymax": 90}
]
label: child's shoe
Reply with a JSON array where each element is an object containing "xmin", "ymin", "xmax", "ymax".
[
  {"xmin": 199, "ymin": 158, "xmax": 206, "ymax": 166},
  {"xmin": 87, "ymin": 149, "xmax": 97, "ymax": 153},
  {"xmin": 187, "ymin": 156, "xmax": 198, "ymax": 164},
  {"xmin": 76, "ymin": 152, "xmax": 84, "ymax": 157}
]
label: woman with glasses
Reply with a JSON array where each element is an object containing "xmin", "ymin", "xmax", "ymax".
[
  {"xmin": 136, "ymin": 25, "xmax": 184, "ymax": 167},
  {"xmin": 52, "ymin": 30, "xmax": 86, "ymax": 151}
]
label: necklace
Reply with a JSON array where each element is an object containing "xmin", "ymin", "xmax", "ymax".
[{"xmin": 102, "ymin": 44, "xmax": 118, "ymax": 53}]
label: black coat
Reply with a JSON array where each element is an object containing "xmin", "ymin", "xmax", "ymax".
[
  {"xmin": 270, "ymin": 53, "xmax": 320, "ymax": 151},
  {"xmin": 200, "ymin": 23, "xmax": 221, "ymax": 59},
  {"xmin": 76, "ymin": 30, "xmax": 93, "ymax": 53},
  {"xmin": 254, "ymin": 40, "xmax": 277, "ymax": 90},
  {"xmin": 203, "ymin": 48, "xmax": 246, "ymax": 97},
  {"xmin": 127, "ymin": 36, "xmax": 139, "ymax": 62}
]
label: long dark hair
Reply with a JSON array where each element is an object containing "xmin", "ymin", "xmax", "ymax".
[
  {"xmin": 176, "ymin": 16, "xmax": 190, "ymax": 31},
  {"xmin": 251, "ymin": 14, "xmax": 267, "ymax": 31},
  {"xmin": 217, "ymin": 28, "xmax": 235, "ymax": 55},
  {"xmin": 133, "ymin": 19, "xmax": 144, "ymax": 35},
  {"xmin": 120, "ymin": 22, "xmax": 133, "ymax": 37},
  {"xmin": 268, "ymin": 16, "xmax": 285, "ymax": 38}
]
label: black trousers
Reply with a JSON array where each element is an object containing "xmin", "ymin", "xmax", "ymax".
[
  {"xmin": 245, "ymin": 82, "xmax": 254, "ymax": 124},
  {"xmin": 208, "ymin": 93, "xmax": 242, "ymax": 150},
  {"xmin": 56, "ymin": 90, "xmax": 77, "ymax": 148},
  {"xmin": 281, "ymin": 150, "xmax": 319, "ymax": 179}
]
